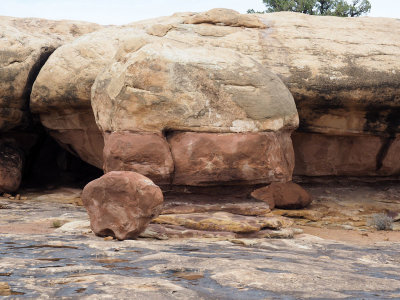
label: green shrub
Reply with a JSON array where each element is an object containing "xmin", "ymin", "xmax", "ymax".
[{"xmin": 368, "ymin": 213, "xmax": 393, "ymax": 231}]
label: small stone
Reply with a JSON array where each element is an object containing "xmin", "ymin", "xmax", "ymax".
[
  {"xmin": 104, "ymin": 236, "xmax": 114, "ymax": 241},
  {"xmin": 3, "ymin": 193, "xmax": 11, "ymax": 198},
  {"xmin": 0, "ymin": 282, "xmax": 11, "ymax": 296},
  {"xmin": 8, "ymin": 197, "xmax": 15, "ymax": 200},
  {"xmin": 251, "ymin": 182, "xmax": 312, "ymax": 210},
  {"xmin": 82, "ymin": 171, "xmax": 164, "ymax": 240},
  {"xmin": 21, "ymin": 196, "xmax": 28, "ymax": 200},
  {"xmin": 15, "ymin": 194, "xmax": 20, "ymax": 200}
]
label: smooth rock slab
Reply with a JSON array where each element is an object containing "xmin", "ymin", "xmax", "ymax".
[
  {"xmin": 82, "ymin": 171, "xmax": 163, "ymax": 240},
  {"xmin": 169, "ymin": 131, "xmax": 294, "ymax": 186},
  {"xmin": 103, "ymin": 131, "xmax": 174, "ymax": 185},
  {"xmin": 153, "ymin": 212, "xmax": 293, "ymax": 233},
  {"xmin": 162, "ymin": 201, "xmax": 270, "ymax": 216}
]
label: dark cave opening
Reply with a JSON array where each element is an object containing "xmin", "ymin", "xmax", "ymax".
[{"xmin": 20, "ymin": 126, "xmax": 103, "ymax": 190}]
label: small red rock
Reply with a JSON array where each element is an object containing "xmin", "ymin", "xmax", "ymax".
[
  {"xmin": 251, "ymin": 182, "xmax": 312, "ymax": 209},
  {"xmin": 82, "ymin": 171, "xmax": 164, "ymax": 240}
]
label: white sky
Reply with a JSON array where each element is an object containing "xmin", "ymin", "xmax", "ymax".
[{"xmin": 0, "ymin": 0, "xmax": 398, "ymax": 25}]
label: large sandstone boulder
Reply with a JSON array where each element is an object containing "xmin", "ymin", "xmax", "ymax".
[
  {"xmin": 92, "ymin": 41, "xmax": 297, "ymax": 133},
  {"xmin": 0, "ymin": 16, "xmax": 101, "ymax": 132},
  {"xmin": 82, "ymin": 171, "xmax": 163, "ymax": 240},
  {"xmin": 92, "ymin": 40, "xmax": 297, "ymax": 185}
]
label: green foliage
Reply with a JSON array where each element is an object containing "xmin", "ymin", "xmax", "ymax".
[{"xmin": 247, "ymin": 0, "xmax": 371, "ymax": 17}]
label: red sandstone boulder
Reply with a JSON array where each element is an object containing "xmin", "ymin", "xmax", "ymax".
[
  {"xmin": 0, "ymin": 143, "xmax": 23, "ymax": 193},
  {"xmin": 169, "ymin": 132, "xmax": 294, "ymax": 186},
  {"xmin": 82, "ymin": 171, "xmax": 163, "ymax": 240},
  {"xmin": 251, "ymin": 182, "xmax": 312, "ymax": 209},
  {"xmin": 103, "ymin": 132, "xmax": 174, "ymax": 185}
]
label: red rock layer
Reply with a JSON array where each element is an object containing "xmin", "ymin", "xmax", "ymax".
[
  {"xmin": 102, "ymin": 131, "xmax": 295, "ymax": 186},
  {"xmin": 292, "ymin": 132, "xmax": 400, "ymax": 176}
]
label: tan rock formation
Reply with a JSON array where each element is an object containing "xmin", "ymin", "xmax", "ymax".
[
  {"xmin": 92, "ymin": 41, "xmax": 297, "ymax": 133},
  {"xmin": 82, "ymin": 171, "xmax": 163, "ymax": 240},
  {"xmin": 0, "ymin": 16, "xmax": 101, "ymax": 132},
  {"xmin": 30, "ymin": 9, "xmax": 400, "ymax": 177},
  {"xmin": 30, "ymin": 27, "xmax": 146, "ymax": 168}
]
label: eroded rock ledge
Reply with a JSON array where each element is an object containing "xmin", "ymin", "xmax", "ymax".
[{"xmin": 1, "ymin": 9, "xmax": 400, "ymax": 192}]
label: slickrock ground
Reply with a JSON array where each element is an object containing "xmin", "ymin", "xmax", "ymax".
[{"xmin": 1, "ymin": 181, "xmax": 399, "ymax": 298}]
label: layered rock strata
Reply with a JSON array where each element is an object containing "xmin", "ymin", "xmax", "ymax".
[{"xmin": 24, "ymin": 9, "xmax": 400, "ymax": 179}]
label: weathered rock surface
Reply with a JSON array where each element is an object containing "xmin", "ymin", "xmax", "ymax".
[
  {"xmin": 82, "ymin": 171, "xmax": 163, "ymax": 240},
  {"xmin": 92, "ymin": 41, "xmax": 297, "ymax": 133},
  {"xmin": 28, "ymin": 9, "xmax": 400, "ymax": 178},
  {"xmin": 0, "ymin": 142, "xmax": 23, "ymax": 193},
  {"xmin": 169, "ymin": 131, "xmax": 294, "ymax": 185},
  {"xmin": 0, "ymin": 16, "xmax": 101, "ymax": 132},
  {"xmin": 252, "ymin": 182, "xmax": 312, "ymax": 209},
  {"xmin": 153, "ymin": 212, "xmax": 293, "ymax": 233},
  {"xmin": 30, "ymin": 28, "xmax": 150, "ymax": 168},
  {"xmin": 103, "ymin": 131, "xmax": 174, "ymax": 185}
]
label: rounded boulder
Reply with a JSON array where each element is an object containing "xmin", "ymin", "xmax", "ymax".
[{"xmin": 82, "ymin": 171, "xmax": 163, "ymax": 240}]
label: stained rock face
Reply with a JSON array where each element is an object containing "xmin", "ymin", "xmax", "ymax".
[
  {"xmin": 252, "ymin": 182, "xmax": 312, "ymax": 209},
  {"xmin": 169, "ymin": 132, "xmax": 294, "ymax": 186},
  {"xmin": 0, "ymin": 143, "xmax": 23, "ymax": 193},
  {"xmin": 82, "ymin": 171, "xmax": 163, "ymax": 240}
]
